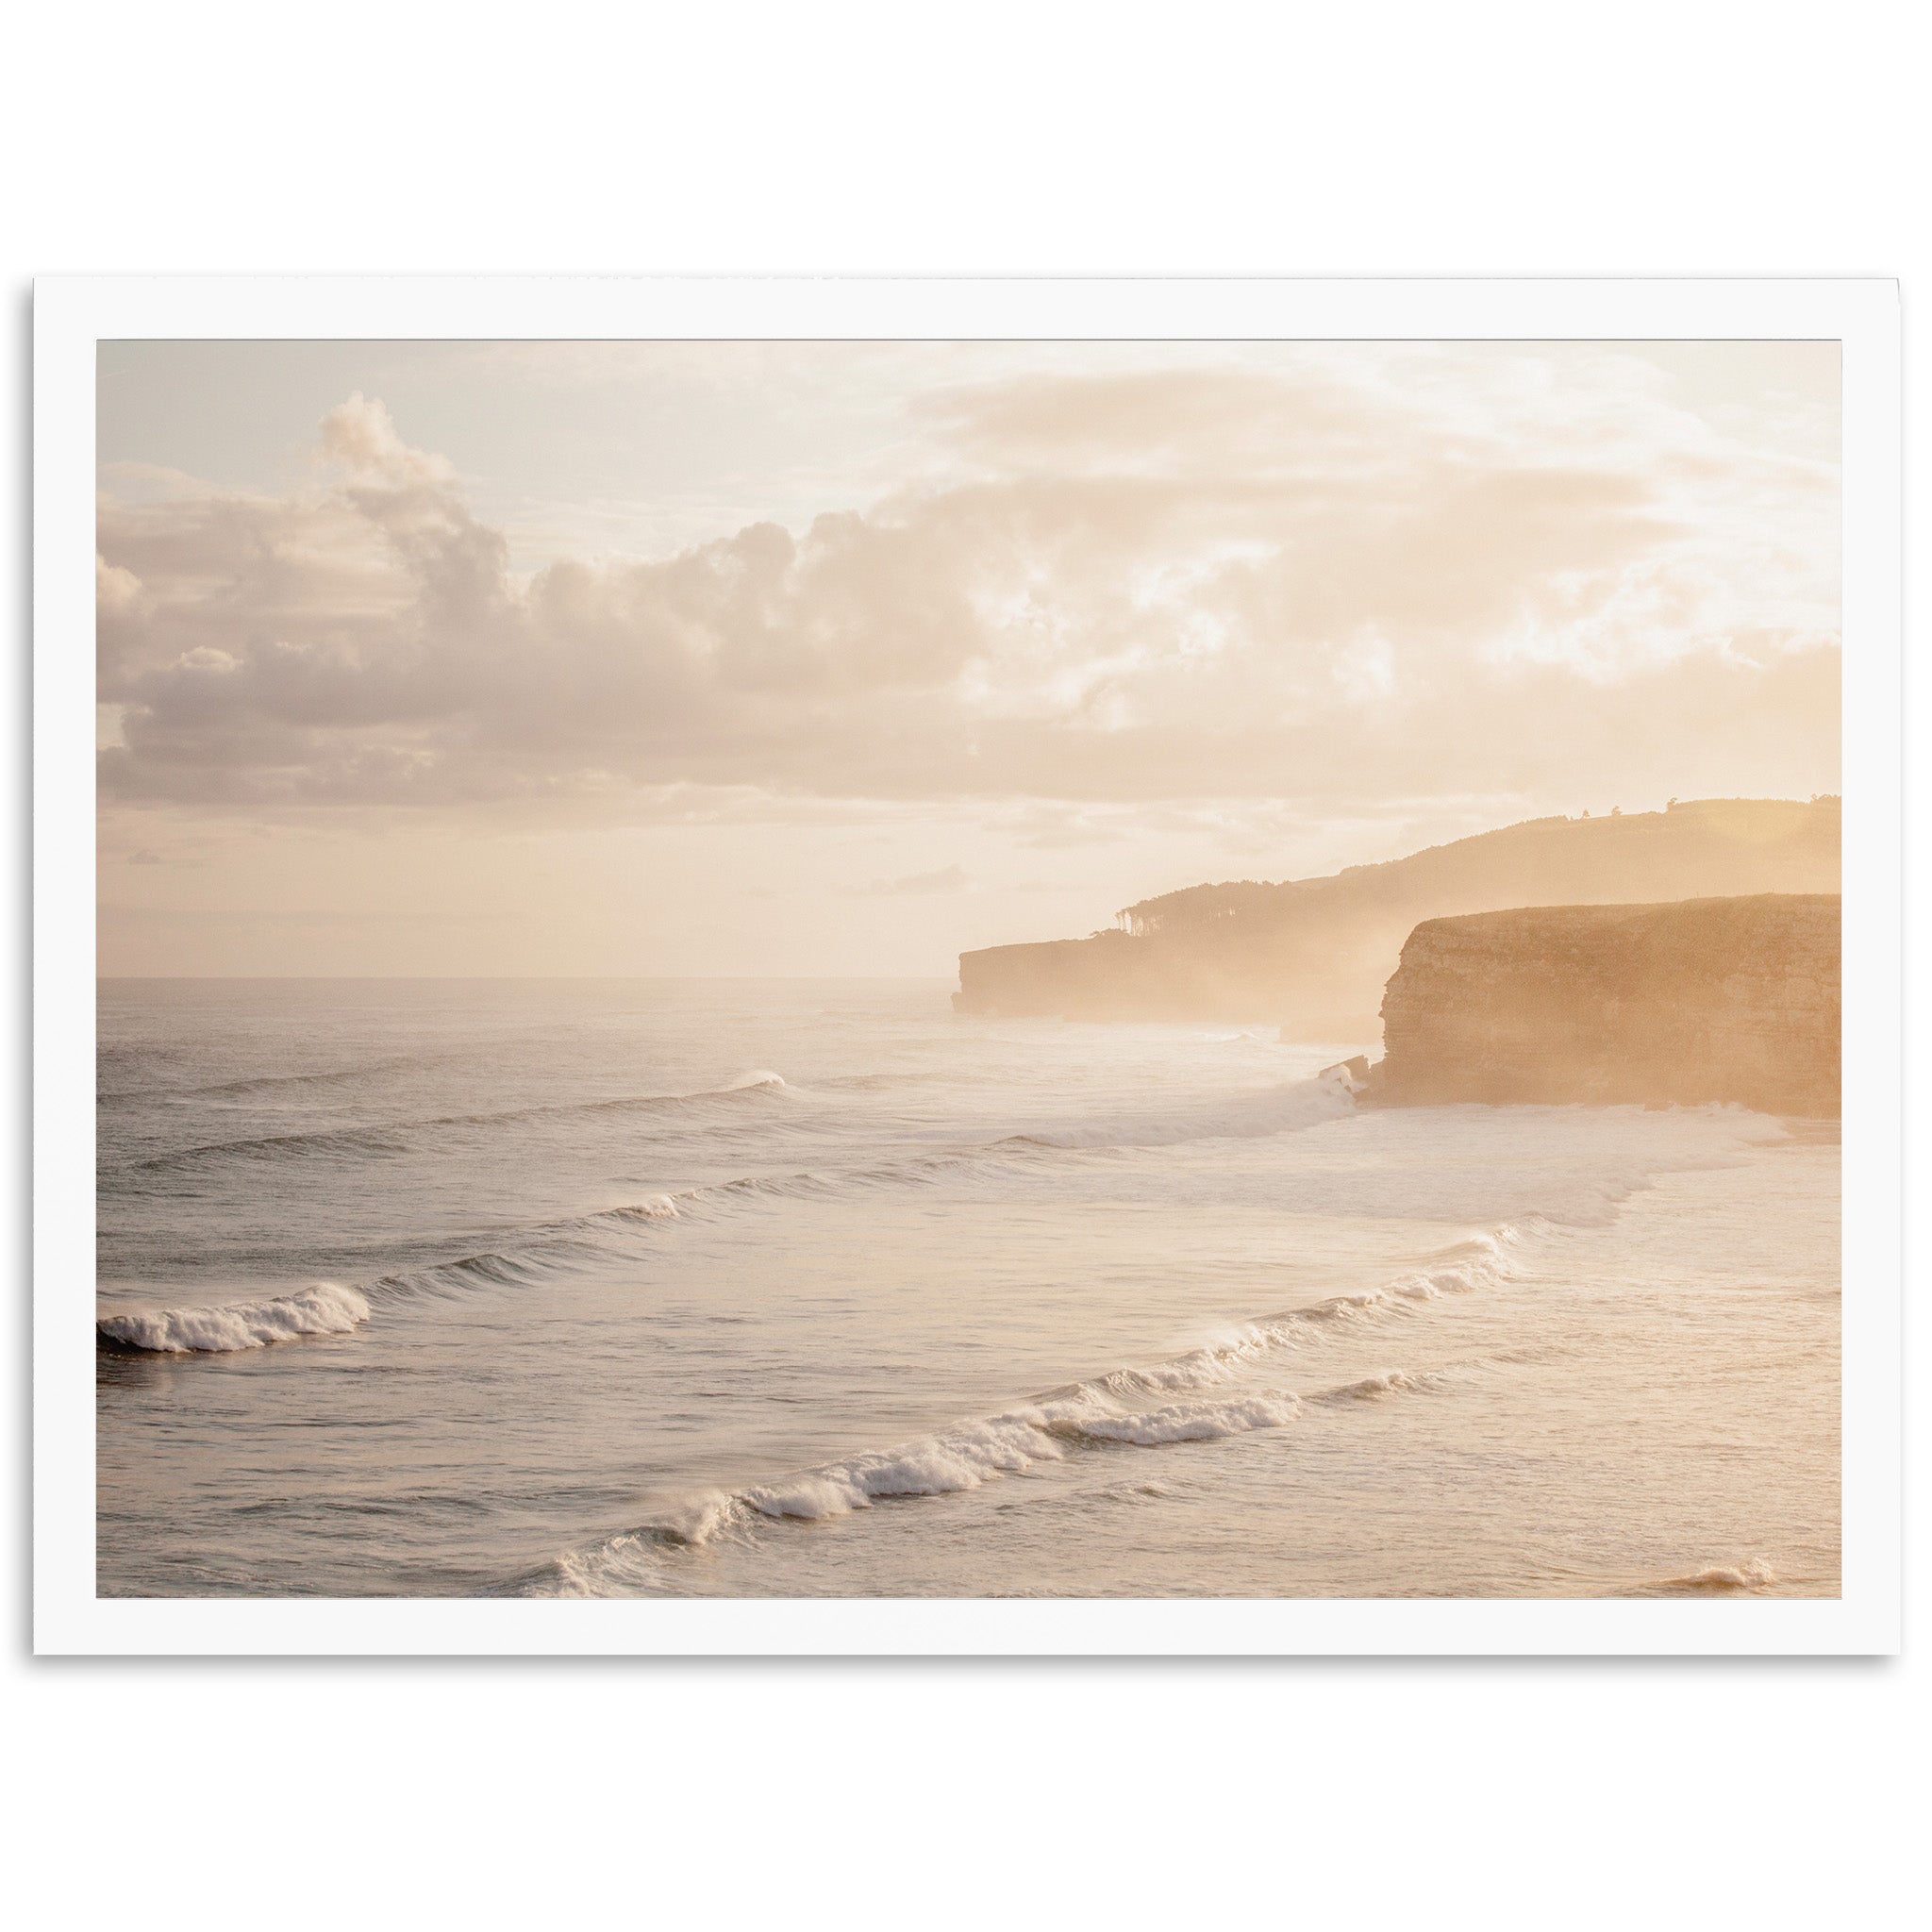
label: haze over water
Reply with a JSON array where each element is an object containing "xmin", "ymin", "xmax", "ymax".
[{"xmin": 96, "ymin": 978, "xmax": 1839, "ymax": 1599}]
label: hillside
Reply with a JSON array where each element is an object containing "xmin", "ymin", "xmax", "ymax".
[{"xmin": 953, "ymin": 796, "xmax": 1841, "ymax": 1039}]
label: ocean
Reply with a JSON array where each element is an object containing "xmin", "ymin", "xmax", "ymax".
[{"xmin": 94, "ymin": 978, "xmax": 1840, "ymax": 1600}]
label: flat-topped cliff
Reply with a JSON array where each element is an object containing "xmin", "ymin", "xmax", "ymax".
[
  {"xmin": 954, "ymin": 797, "xmax": 1840, "ymax": 1039},
  {"xmin": 1360, "ymin": 893, "xmax": 1840, "ymax": 1116}
]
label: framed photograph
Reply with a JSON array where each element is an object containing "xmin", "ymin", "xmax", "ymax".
[{"xmin": 34, "ymin": 277, "xmax": 1900, "ymax": 1654}]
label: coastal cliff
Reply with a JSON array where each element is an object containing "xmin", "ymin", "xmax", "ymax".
[
  {"xmin": 1359, "ymin": 893, "xmax": 1840, "ymax": 1117},
  {"xmin": 954, "ymin": 796, "xmax": 1840, "ymax": 1039}
]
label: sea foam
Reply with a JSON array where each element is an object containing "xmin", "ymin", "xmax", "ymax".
[
  {"xmin": 519, "ymin": 1222, "xmax": 1507, "ymax": 1598},
  {"xmin": 524, "ymin": 1364, "xmax": 1424, "ymax": 1596},
  {"xmin": 97, "ymin": 1280, "xmax": 372, "ymax": 1354}
]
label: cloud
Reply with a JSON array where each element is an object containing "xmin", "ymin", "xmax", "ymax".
[
  {"xmin": 95, "ymin": 353, "xmax": 1839, "ymax": 817},
  {"xmin": 316, "ymin": 391, "xmax": 457, "ymax": 488}
]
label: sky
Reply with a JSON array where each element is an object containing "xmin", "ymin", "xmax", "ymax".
[{"xmin": 95, "ymin": 338, "xmax": 1841, "ymax": 976}]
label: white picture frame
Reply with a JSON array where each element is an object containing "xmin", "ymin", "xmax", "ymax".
[{"xmin": 36, "ymin": 275, "xmax": 1901, "ymax": 1656}]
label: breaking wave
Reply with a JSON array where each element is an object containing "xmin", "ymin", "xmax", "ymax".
[
  {"xmin": 93, "ymin": 1141, "xmax": 1060, "ymax": 1348},
  {"xmin": 97, "ymin": 1280, "xmax": 371, "ymax": 1354},
  {"xmin": 94, "ymin": 1099, "xmax": 1523, "ymax": 1362},
  {"xmin": 1075, "ymin": 1226, "xmax": 1532, "ymax": 1401},
  {"xmin": 726, "ymin": 1384, "xmax": 1318, "ymax": 1526},
  {"xmin": 1639, "ymin": 1560, "xmax": 1779, "ymax": 1595},
  {"xmin": 516, "ymin": 1226, "xmax": 1519, "ymax": 1595},
  {"xmin": 525, "ymin": 1386, "xmax": 1323, "ymax": 1592}
]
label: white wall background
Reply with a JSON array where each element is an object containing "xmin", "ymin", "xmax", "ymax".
[{"xmin": 5, "ymin": 6, "xmax": 1923, "ymax": 1926}]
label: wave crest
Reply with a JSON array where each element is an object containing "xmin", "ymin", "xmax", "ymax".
[
  {"xmin": 1644, "ymin": 1560, "xmax": 1778, "ymax": 1594},
  {"xmin": 97, "ymin": 1280, "xmax": 371, "ymax": 1354},
  {"xmin": 518, "ymin": 1218, "xmax": 1528, "ymax": 1595}
]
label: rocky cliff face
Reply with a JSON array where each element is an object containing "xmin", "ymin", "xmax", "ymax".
[
  {"xmin": 1361, "ymin": 894, "xmax": 1840, "ymax": 1117},
  {"xmin": 954, "ymin": 797, "xmax": 1841, "ymax": 1039}
]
